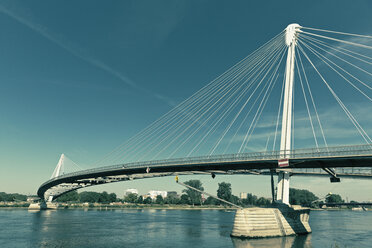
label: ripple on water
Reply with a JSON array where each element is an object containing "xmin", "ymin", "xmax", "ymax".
[{"xmin": 0, "ymin": 209, "xmax": 371, "ymax": 247}]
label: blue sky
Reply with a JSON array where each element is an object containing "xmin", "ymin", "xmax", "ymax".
[{"xmin": 0, "ymin": 0, "xmax": 371, "ymax": 201}]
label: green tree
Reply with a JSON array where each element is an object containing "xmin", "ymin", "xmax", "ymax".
[
  {"xmin": 242, "ymin": 193, "xmax": 258, "ymax": 206},
  {"xmin": 56, "ymin": 190, "xmax": 79, "ymax": 202},
  {"xmin": 204, "ymin": 196, "xmax": 218, "ymax": 205},
  {"xmin": 0, "ymin": 192, "xmax": 8, "ymax": 201},
  {"xmin": 137, "ymin": 195, "xmax": 143, "ymax": 204},
  {"xmin": 230, "ymin": 195, "xmax": 240, "ymax": 205},
  {"xmin": 256, "ymin": 197, "xmax": 271, "ymax": 206},
  {"xmin": 0, "ymin": 192, "xmax": 27, "ymax": 202},
  {"xmin": 12, "ymin": 193, "xmax": 27, "ymax": 201},
  {"xmin": 217, "ymin": 182, "xmax": 232, "ymax": 204},
  {"xmin": 164, "ymin": 195, "xmax": 179, "ymax": 204},
  {"xmin": 183, "ymin": 180, "xmax": 204, "ymax": 205},
  {"xmin": 108, "ymin": 193, "xmax": 117, "ymax": 203},
  {"xmin": 124, "ymin": 193, "xmax": 138, "ymax": 203},
  {"xmin": 289, "ymin": 188, "xmax": 318, "ymax": 207},
  {"xmin": 143, "ymin": 197, "xmax": 152, "ymax": 204},
  {"xmin": 180, "ymin": 194, "xmax": 190, "ymax": 205},
  {"xmin": 79, "ymin": 192, "xmax": 101, "ymax": 203},
  {"xmin": 77, "ymin": 191, "xmax": 118, "ymax": 203},
  {"xmin": 155, "ymin": 195, "xmax": 164, "ymax": 204},
  {"xmin": 98, "ymin": 191, "xmax": 110, "ymax": 203},
  {"xmin": 326, "ymin": 194, "xmax": 344, "ymax": 204}
]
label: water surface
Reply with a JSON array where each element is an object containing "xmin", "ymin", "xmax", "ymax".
[{"xmin": 0, "ymin": 209, "xmax": 371, "ymax": 247}]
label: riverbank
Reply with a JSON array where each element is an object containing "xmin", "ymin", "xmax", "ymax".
[
  {"xmin": 2, "ymin": 202, "xmax": 371, "ymax": 211},
  {"xmin": 59, "ymin": 203, "xmax": 238, "ymax": 210},
  {"xmin": 1, "ymin": 202, "xmax": 238, "ymax": 210}
]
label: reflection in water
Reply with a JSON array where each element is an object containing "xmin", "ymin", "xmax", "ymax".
[
  {"xmin": 231, "ymin": 235, "xmax": 312, "ymax": 248},
  {"xmin": 185, "ymin": 210, "xmax": 203, "ymax": 238},
  {"xmin": 30, "ymin": 210, "xmax": 50, "ymax": 246},
  {"xmin": 219, "ymin": 210, "xmax": 236, "ymax": 237}
]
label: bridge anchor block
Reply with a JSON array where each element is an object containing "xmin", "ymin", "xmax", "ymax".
[{"xmin": 230, "ymin": 204, "xmax": 311, "ymax": 238}]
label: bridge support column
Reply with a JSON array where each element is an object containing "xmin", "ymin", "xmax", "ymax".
[
  {"xmin": 275, "ymin": 24, "xmax": 301, "ymax": 205},
  {"xmin": 276, "ymin": 171, "xmax": 290, "ymax": 204}
]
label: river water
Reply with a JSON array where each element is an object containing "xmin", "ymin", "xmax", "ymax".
[{"xmin": 0, "ymin": 209, "xmax": 371, "ymax": 247}]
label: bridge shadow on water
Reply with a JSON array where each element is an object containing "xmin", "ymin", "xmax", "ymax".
[{"xmin": 231, "ymin": 234, "xmax": 312, "ymax": 248}]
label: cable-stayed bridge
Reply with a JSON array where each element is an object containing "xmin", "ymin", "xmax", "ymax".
[{"xmin": 37, "ymin": 24, "xmax": 372, "ymax": 203}]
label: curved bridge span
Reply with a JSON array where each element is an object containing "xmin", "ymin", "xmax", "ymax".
[
  {"xmin": 34, "ymin": 24, "xmax": 372, "ymax": 207},
  {"xmin": 38, "ymin": 144, "xmax": 372, "ymax": 201}
]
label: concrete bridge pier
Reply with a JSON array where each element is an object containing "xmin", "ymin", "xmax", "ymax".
[
  {"xmin": 230, "ymin": 204, "xmax": 311, "ymax": 238},
  {"xmin": 230, "ymin": 167, "xmax": 312, "ymax": 238},
  {"xmin": 28, "ymin": 201, "xmax": 47, "ymax": 210},
  {"xmin": 230, "ymin": 165, "xmax": 312, "ymax": 238},
  {"xmin": 28, "ymin": 200, "xmax": 58, "ymax": 210}
]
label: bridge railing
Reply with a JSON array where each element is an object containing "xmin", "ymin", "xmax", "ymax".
[{"xmin": 44, "ymin": 144, "xmax": 372, "ymax": 185}]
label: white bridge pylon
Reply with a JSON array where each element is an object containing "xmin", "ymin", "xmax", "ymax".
[
  {"xmin": 277, "ymin": 24, "xmax": 302, "ymax": 205},
  {"xmin": 47, "ymin": 154, "xmax": 83, "ymax": 202},
  {"xmin": 51, "ymin": 153, "xmax": 65, "ymax": 179}
]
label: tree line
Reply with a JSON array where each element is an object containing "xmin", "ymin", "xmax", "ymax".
[
  {"xmin": 0, "ymin": 192, "xmax": 27, "ymax": 202},
  {"xmin": 54, "ymin": 179, "xmax": 345, "ymax": 208},
  {"xmin": 1, "ymin": 179, "xmax": 345, "ymax": 208},
  {"xmin": 56, "ymin": 191, "xmax": 117, "ymax": 203}
]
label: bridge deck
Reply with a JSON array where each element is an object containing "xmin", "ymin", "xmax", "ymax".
[{"xmin": 37, "ymin": 145, "xmax": 372, "ymax": 200}]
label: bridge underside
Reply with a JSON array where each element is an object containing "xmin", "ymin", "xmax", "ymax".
[{"xmin": 38, "ymin": 154, "xmax": 372, "ymax": 201}]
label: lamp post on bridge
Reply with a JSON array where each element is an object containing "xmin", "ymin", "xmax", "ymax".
[{"xmin": 276, "ymin": 24, "xmax": 302, "ymax": 205}]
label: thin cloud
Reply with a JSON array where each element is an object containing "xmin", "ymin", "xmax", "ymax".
[
  {"xmin": 225, "ymin": 103, "xmax": 372, "ymax": 150},
  {"xmin": 0, "ymin": 4, "xmax": 175, "ymax": 106}
]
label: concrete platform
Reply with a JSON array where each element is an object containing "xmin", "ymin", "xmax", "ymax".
[
  {"xmin": 28, "ymin": 202, "xmax": 47, "ymax": 210},
  {"xmin": 28, "ymin": 202, "xmax": 58, "ymax": 210},
  {"xmin": 231, "ymin": 205, "xmax": 311, "ymax": 238}
]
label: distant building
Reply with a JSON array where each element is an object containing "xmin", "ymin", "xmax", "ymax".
[
  {"xmin": 125, "ymin": 189, "xmax": 139, "ymax": 196},
  {"xmin": 142, "ymin": 194, "xmax": 151, "ymax": 199},
  {"xmin": 240, "ymin": 192, "xmax": 248, "ymax": 199},
  {"xmin": 148, "ymin": 190, "xmax": 167, "ymax": 199}
]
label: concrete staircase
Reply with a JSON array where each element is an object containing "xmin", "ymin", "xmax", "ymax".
[{"xmin": 231, "ymin": 205, "xmax": 311, "ymax": 238}]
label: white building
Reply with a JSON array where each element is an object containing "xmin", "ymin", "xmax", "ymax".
[
  {"xmin": 240, "ymin": 192, "xmax": 248, "ymax": 199},
  {"xmin": 125, "ymin": 189, "xmax": 139, "ymax": 195},
  {"xmin": 148, "ymin": 190, "xmax": 167, "ymax": 199}
]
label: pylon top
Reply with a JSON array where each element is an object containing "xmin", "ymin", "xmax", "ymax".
[{"xmin": 285, "ymin": 23, "xmax": 301, "ymax": 46}]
